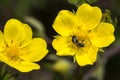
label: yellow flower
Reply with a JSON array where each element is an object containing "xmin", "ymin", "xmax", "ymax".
[
  {"xmin": 0, "ymin": 19, "xmax": 48, "ymax": 72},
  {"xmin": 52, "ymin": 3, "xmax": 115, "ymax": 66},
  {"xmin": 53, "ymin": 59, "xmax": 73, "ymax": 74}
]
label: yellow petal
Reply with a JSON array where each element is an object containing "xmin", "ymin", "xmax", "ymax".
[
  {"xmin": 0, "ymin": 52, "xmax": 7, "ymax": 63},
  {"xmin": 0, "ymin": 31, "xmax": 5, "ymax": 52},
  {"xmin": 76, "ymin": 3, "xmax": 102, "ymax": 31},
  {"xmin": 52, "ymin": 36, "xmax": 76, "ymax": 56},
  {"xmin": 20, "ymin": 38, "xmax": 48, "ymax": 62},
  {"xmin": 4, "ymin": 19, "xmax": 32, "ymax": 46},
  {"xmin": 12, "ymin": 61, "xmax": 40, "ymax": 72},
  {"xmin": 53, "ymin": 10, "xmax": 77, "ymax": 36},
  {"xmin": 0, "ymin": 53, "xmax": 40, "ymax": 72},
  {"xmin": 75, "ymin": 45, "xmax": 98, "ymax": 66},
  {"xmin": 4, "ymin": 19, "xmax": 22, "ymax": 45},
  {"xmin": 18, "ymin": 24, "xmax": 32, "ymax": 47},
  {"xmin": 90, "ymin": 23, "xmax": 115, "ymax": 47}
]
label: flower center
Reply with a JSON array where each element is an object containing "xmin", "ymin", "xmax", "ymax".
[
  {"xmin": 72, "ymin": 30, "xmax": 88, "ymax": 47},
  {"xmin": 6, "ymin": 43, "xmax": 20, "ymax": 61}
]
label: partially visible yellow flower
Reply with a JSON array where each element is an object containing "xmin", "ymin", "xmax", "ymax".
[
  {"xmin": 53, "ymin": 59, "xmax": 74, "ymax": 74},
  {"xmin": 0, "ymin": 19, "xmax": 48, "ymax": 72},
  {"xmin": 52, "ymin": 3, "xmax": 115, "ymax": 66}
]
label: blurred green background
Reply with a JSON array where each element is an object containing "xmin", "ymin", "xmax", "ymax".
[{"xmin": 0, "ymin": 0, "xmax": 120, "ymax": 80}]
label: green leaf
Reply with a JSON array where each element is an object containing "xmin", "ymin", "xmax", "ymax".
[
  {"xmin": 68, "ymin": 0, "xmax": 99, "ymax": 7},
  {"xmin": 101, "ymin": 9, "xmax": 113, "ymax": 23},
  {"xmin": 0, "ymin": 64, "xmax": 18, "ymax": 80},
  {"xmin": 68, "ymin": 0, "xmax": 86, "ymax": 7},
  {"xmin": 86, "ymin": 0, "xmax": 98, "ymax": 3}
]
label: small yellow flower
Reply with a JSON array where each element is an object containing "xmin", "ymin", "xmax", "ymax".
[
  {"xmin": 53, "ymin": 59, "xmax": 73, "ymax": 74},
  {"xmin": 52, "ymin": 3, "xmax": 115, "ymax": 66},
  {"xmin": 0, "ymin": 19, "xmax": 48, "ymax": 72}
]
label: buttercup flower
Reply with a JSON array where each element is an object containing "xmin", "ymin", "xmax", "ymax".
[
  {"xmin": 0, "ymin": 19, "xmax": 48, "ymax": 72},
  {"xmin": 52, "ymin": 3, "xmax": 115, "ymax": 66}
]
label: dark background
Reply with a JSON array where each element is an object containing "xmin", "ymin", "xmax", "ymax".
[{"xmin": 0, "ymin": 0, "xmax": 120, "ymax": 80}]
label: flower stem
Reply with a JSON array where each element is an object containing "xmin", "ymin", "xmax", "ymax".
[{"xmin": 1, "ymin": 64, "xmax": 7, "ymax": 76}]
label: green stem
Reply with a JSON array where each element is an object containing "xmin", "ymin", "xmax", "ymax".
[{"xmin": 1, "ymin": 64, "xmax": 7, "ymax": 76}]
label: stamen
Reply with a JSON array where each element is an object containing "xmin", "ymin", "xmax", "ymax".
[{"xmin": 6, "ymin": 43, "xmax": 20, "ymax": 61}]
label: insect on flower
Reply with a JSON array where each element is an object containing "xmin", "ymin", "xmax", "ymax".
[{"xmin": 72, "ymin": 36, "xmax": 84, "ymax": 47}]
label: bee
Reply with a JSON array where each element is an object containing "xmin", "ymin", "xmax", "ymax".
[{"xmin": 72, "ymin": 36, "xmax": 84, "ymax": 47}]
